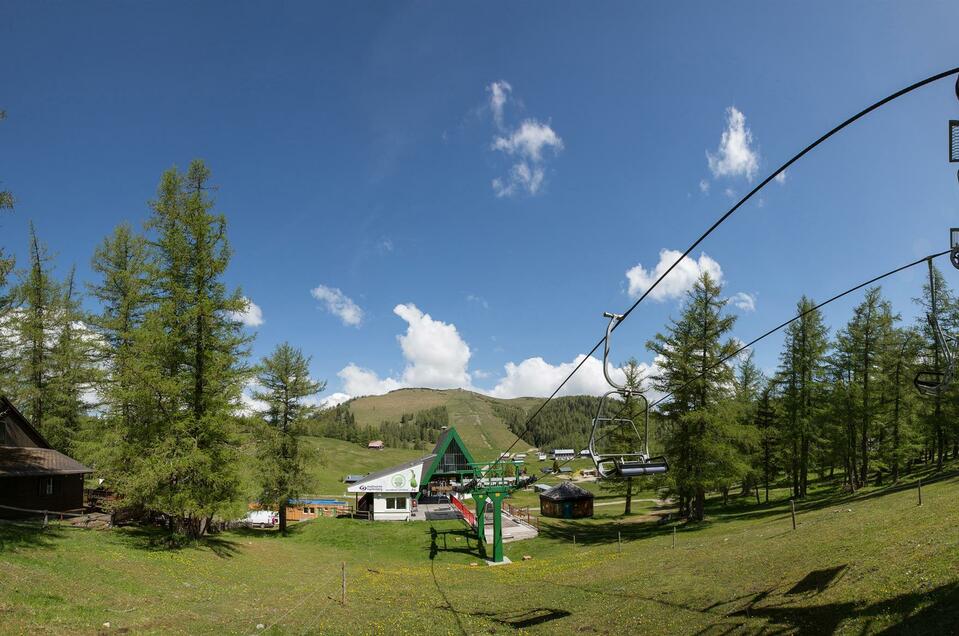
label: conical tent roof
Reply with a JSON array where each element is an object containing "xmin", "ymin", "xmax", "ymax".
[{"xmin": 540, "ymin": 481, "xmax": 594, "ymax": 501}]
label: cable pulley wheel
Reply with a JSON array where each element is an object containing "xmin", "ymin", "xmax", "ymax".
[{"xmin": 952, "ymin": 246, "xmax": 959, "ymax": 270}]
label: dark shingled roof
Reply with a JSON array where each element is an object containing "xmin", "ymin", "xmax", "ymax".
[
  {"xmin": 0, "ymin": 446, "xmax": 93, "ymax": 477},
  {"xmin": 540, "ymin": 481, "xmax": 594, "ymax": 501}
]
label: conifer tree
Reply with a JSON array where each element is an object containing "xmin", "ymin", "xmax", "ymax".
[
  {"xmin": 776, "ymin": 296, "xmax": 829, "ymax": 498},
  {"xmin": 253, "ymin": 342, "xmax": 324, "ymax": 533},
  {"xmin": 648, "ymin": 272, "xmax": 741, "ymax": 521}
]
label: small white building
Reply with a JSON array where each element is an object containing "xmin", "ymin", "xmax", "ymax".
[{"xmin": 347, "ymin": 457, "xmax": 427, "ymax": 521}]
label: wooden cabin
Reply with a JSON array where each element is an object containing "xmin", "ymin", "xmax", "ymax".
[
  {"xmin": 539, "ymin": 481, "xmax": 594, "ymax": 519},
  {"xmin": 0, "ymin": 396, "xmax": 92, "ymax": 517}
]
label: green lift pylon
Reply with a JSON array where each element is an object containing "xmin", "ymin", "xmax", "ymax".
[{"xmin": 460, "ymin": 461, "xmax": 525, "ymax": 563}]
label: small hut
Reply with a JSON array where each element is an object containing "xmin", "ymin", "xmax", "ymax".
[{"xmin": 539, "ymin": 481, "xmax": 594, "ymax": 519}]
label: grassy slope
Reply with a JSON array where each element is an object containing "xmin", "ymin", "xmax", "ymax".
[
  {"xmin": 3, "ymin": 465, "xmax": 959, "ymax": 634},
  {"xmin": 348, "ymin": 388, "xmax": 536, "ymax": 458}
]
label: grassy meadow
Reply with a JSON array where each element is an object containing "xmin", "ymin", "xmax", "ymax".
[{"xmin": 3, "ymin": 461, "xmax": 959, "ymax": 634}]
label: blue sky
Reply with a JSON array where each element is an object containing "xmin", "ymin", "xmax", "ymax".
[{"xmin": 2, "ymin": 2, "xmax": 959, "ymax": 404}]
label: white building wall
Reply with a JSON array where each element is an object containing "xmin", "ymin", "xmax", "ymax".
[{"xmin": 372, "ymin": 493, "xmax": 410, "ymax": 521}]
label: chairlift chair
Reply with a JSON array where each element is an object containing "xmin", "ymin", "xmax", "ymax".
[
  {"xmin": 914, "ymin": 256, "xmax": 957, "ymax": 396},
  {"xmin": 587, "ymin": 312, "xmax": 669, "ymax": 479}
]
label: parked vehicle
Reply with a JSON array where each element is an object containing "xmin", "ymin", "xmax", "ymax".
[{"xmin": 244, "ymin": 510, "xmax": 278, "ymax": 528}]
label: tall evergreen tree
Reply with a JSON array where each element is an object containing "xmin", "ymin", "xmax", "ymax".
[
  {"xmin": 130, "ymin": 160, "xmax": 252, "ymax": 537},
  {"xmin": 253, "ymin": 343, "xmax": 324, "ymax": 533},
  {"xmin": 648, "ymin": 272, "xmax": 742, "ymax": 521},
  {"xmin": 776, "ymin": 296, "xmax": 829, "ymax": 498}
]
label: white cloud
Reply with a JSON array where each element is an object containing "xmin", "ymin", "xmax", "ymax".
[
  {"xmin": 492, "ymin": 119, "xmax": 564, "ymax": 162},
  {"xmin": 724, "ymin": 187, "xmax": 736, "ymax": 198},
  {"xmin": 730, "ymin": 292, "xmax": 756, "ymax": 312},
  {"xmin": 699, "ymin": 179, "xmax": 710, "ymax": 194},
  {"xmin": 338, "ymin": 364, "xmax": 404, "ymax": 396},
  {"xmin": 488, "ymin": 354, "xmax": 664, "ymax": 401},
  {"xmin": 707, "ymin": 107, "xmax": 759, "ymax": 181},
  {"xmin": 487, "ymin": 84, "xmax": 564, "ymax": 197},
  {"xmin": 311, "ymin": 285, "xmax": 364, "ymax": 327},
  {"xmin": 625, "ymin": 249, "xmax": 723, "ymax": 301},
  {"xmin": 774, "ymin": 170, "xmax": 786, "ymax": 184},
  {"xmin": 488, "ymin": 80, "xmax": 512, "ymax": 129},
  {"xmin": 229, "ymin": 297, "xmax": 264, "ymax": 327},
  {"xmin": 317, "ymin": 392, "xmax": 352, "ymax": 409},
  {"xmin": 336, "ymin": 303, "xmax": 472, "ymax": 397}
]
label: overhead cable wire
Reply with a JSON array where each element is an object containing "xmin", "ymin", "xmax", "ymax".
[
  {"xmin": 488, "ymin": 66, "xmax": 959, "ymax": 469},
  {"xmin": 648, "ymin": 250, "xmax": 951, "ymax": 410}
]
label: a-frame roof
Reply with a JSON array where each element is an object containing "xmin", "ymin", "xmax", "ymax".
[
  {"xmin": 0, "ymin": 395, "xmax": 50, "ymax": 449},
  {"xmin": 421, "ymin": 427, "xmax": 475, "ymax": 485}
]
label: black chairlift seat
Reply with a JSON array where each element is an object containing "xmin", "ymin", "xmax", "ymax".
[{"xmin": 914, "ymin": 308, "xmax": 956, "ymax": 397}]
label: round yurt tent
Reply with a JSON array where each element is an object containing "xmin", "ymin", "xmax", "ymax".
[{"xmin": 539, "ymin": 481, "xmax": 594, "ymax": 519}]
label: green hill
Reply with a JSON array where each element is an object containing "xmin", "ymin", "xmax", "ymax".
[
  {"xmin": 346, "ymin": 388, "xmax": 535, "ymax": 457},
  {"xmin": 344, "ymin": 388, "xmax": 611, "ymax": 459}
]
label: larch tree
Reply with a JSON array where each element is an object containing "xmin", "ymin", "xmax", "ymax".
[
  {"xmin": 136, "ymin": 160, "xmax": 252, "ymax": 538},
  {"xmin": 776, "ymin": 296, "xmax": 829, "ymax": 499},
  {"xmin": 648, "ymin": 272, "xmax": 742, "ymax": 521},
  {"xmin": 252, "ymin": 342, "xmax": 324, "ymax": 534}
]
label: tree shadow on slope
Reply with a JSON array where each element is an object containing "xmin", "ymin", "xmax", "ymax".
[
  {"xmin": 0, "ymin": 521, "xmax": 65, "ymax": 552},
  {"xmin": 726, "ymin": 578, "xmax": 959, "ymax": 635},
  {"xmin": 114, "ymin": 525, "xmax": 240, "ymax": 558}
]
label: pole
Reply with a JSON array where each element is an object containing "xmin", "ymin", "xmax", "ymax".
[
  {"xmin": 672, "ymin": 526, "xmax": 676, "ymax": 548},
  {"xmin": 341, "ymin": 562, "xmax": 346, "ymax": 605},
  {"xmin": 918, "ymin": 478, "xmax": 923, "ymax": 506},
  {"xmin": 790, "ymin": 500, "xmax": 797, "ymax": 530},
  {"xmin": 618, "ymin": 531, "xmax": 621, "ymax": 552}
]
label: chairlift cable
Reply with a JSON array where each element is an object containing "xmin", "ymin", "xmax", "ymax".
[
  {"xmin": 487, "ymin": 67, "xmax": 959, "ymax": 470},
  {"xmin": 648, "ymin": 249, "xmax": 951, "ymax": 409}
]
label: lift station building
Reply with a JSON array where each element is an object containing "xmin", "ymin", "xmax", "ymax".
[{"xmin": 348, "ymin": 428, "xmax": 475, "ymax": 521}]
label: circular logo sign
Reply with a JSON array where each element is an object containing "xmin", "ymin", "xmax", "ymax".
[{"xmin": 391, "ymin": 474, "xmax": 407, "ymax": 488}]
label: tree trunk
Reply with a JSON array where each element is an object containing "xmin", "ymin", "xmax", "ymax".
[
  {"xmin": 279, "ymin": 504, "xmax": 287, "ymax": 534},
  {"xmin": 624, "ymin": 478, "xmax": 633, "ymax": 515}
]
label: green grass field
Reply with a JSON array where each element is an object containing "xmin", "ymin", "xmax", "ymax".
[{"xmin": 3, "ymin": 462, "xmax": 959, "ymax": 634}]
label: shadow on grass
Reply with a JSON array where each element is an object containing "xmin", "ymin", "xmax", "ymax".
[
  {"xmin": 0, "ymin": 521, "xmax": 64, "ymax": 552},
  {"xmin": 725, "ymin": 578, "xmax": 959, "ymax": 635},
  {"xmin": 114, "ymin": 525, "xmax": 241, "ymax": 558},
  {"xmin": 460, "ymin": 607, "xmax": 572, "ymax": 630},
  {"xmin": 428, "ymin": 525, "xmax": 482, "ymax": 560}
]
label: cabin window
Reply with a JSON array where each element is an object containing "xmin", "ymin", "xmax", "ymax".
[
  {"xmin": 39, "ymin": 477, "xmax": 54, "ymax": 496},
  {"xmin": 386, "ymin": 497, "xmax": 407, "ymax": 510}
]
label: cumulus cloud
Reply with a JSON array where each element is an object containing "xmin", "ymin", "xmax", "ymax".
[
  {"xmin": 336, "ymin": 303, "xmax": 472, "ymax": 397},
  {"xmin": 707, "ymin": 106, "xmax": 759, "ymax": 181},
  {"xmin": 729, "ymin": 292, "xmax": 756, "ymax": 312},
  {"xmin": 625, "ymin": 249, "xmax": 723, "ymax": 301},
  {"xmin": 488, "ymin": 354, "xmax": 663, "ymax": 401},
  {"xmin": 317, "ymin": 392, "xmax": 352, "ymax": 409},
  {"xmin": 229, "ymin": 297, "xmax": 264, "ymax": 327},
  {"xmin": 488, "ymin": 80, "xmax": 512, "ymax": 129},
  {"xmin": 311, "ymin": 285, "xmax": 364, "ymax": 327}
]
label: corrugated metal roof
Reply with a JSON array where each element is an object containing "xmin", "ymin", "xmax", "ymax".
[{"xmin": 0, "ymin": 446, "xmax": 92, "ymax": 477}]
